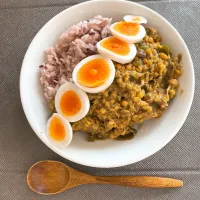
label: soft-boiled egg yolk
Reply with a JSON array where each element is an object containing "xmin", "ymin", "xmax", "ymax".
[
  {"xmin": 46, "ymin": 113, "xmax": 73, "ymax": 148},
  {"xmin": 113, "ymin": 22, "xmax": 140, "ymax": 36},
  {"xmin": 55, "ymin": 83, "xmax": 90, "ymax": 122},
  {"xmin": 60, "ymin": 90, "xmax": 81, "ymax": 116},
  {"xmin": 97, "ymin": 37, "xmax": 137, "ymax": 64},
  {"xmin": 132, "ymin": 16, "xmax": 142, "ymax": 23},
  {"xmin": 124, "ymin": 15, "xmax": 147, "ymax": 24},
  {"xmin": 73, "ymin": 54, "xmax": 115, "ymax": 93},
  {"xmin": 49, "ymin": 115, "xmax": 65, "ymax": 141},
  {"xmin": 110, "ymin": 22, "xmax": 146, "ymax": 44},
  {"xmin": 101, "ymin": 37, "xmax": 130, "ymax": 56},
  {"xmin": 77, "ymin": 58, "xmax": 110, "ymax": 87}
]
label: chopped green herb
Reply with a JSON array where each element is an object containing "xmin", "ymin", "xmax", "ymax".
[
  {"xmin": 140, "ymin": 45, "xmax": 150, "ymax": 50},
  {"xmin": 130, "ymin": 75, "xmax": 135, "ymax": 81},
  {"xmin": 178, "ymin": 53, "xmax": 182, "ymax": 63},
  {"xmin": 115, "ymin": 132, "xmax": 135, "ymax": 140},
  {"xmin": 159, "ymin": 44, "xmax": 170, "ymax": 55},
  {"xmin": 133, "ymin": 60, "xmax": 142, "ymax": 66},
  {"xmin": 128, "ymin": 126, "xmax": 138, "ymax": 134}
]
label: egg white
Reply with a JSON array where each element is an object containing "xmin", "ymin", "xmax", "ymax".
[
  {"xmin": 46, "ymin": 113, "xmax": 73, "ymax": 148},
  {"xmin": 110, "ymin": 23, "xmax": 146, "ymax": 44},
  {"xmin": 124, "ymin": 15, "xmax": 147, "ymax": 24},
  {"xmin": 55, "ymin": 82, "xmax": 90, "ymax": 122},
  {"xmin": 72, "ymin": 54, "xmax": 115, "ymax": 93},
  {"xmin": 97, "ymin": 36, "xmax": 137, "ymax": 64}
]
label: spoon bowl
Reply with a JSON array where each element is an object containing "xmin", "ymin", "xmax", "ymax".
[
  {"xmin": 27, "ymin": 160, "xmax": 184, "ymax": 195},
  {"xmin": 27, "ymin": 161, "xmax": 71, "ymax": 194}
]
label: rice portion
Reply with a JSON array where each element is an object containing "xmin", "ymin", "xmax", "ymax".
[{"xmin": 40, "ymin": 15, "xmax": 111, "ymax": 101}]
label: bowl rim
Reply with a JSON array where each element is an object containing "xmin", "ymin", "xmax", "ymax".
[{"xmin": 20, "ymin": 0, "xmax": 195, "ymax": 168}]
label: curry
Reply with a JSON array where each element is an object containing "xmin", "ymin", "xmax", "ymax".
[{"xmin": 72, "ymin": 27, "xmax": 182, "ymax": 141}]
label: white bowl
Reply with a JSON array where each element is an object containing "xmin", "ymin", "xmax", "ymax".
[{"xmin": 20, "ymin": 0, "xmax": 194, "ymax": 168}]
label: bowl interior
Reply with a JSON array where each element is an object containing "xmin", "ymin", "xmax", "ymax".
[{"xmin": 20, "ymin": 0, "xmax": 194, "ymax": 168}]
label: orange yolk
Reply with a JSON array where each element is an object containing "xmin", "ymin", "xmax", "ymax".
[
  {"xmin": 132, "ymin": 17, "xmax": 141, "ymax": 23},
  {"xmin": 77, "ymin": 58, "xmax": 110, "ymax": 87},
  {"xmin": 49, "ymin": 117, "xmax": 65, "ymax": 141},
  {"xmin": 113, "ymin": 21, "xmax": 140, "ymax": 36},
  {"xmin": 101, "ymin": 37, "xmax": 130, "ymax": 56},
  {"xmin": 60, "ymin": 90, "xmax": 81, "ymax": 116}
]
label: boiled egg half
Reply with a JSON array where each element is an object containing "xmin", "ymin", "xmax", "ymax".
[
  {"xmin": 46, "ymin": 113, "xmax": 73, "ymax": 148},
  {"xmin": 110, "ymin": 21, "xmax": 146, "ymax": 44},
  {"xmin": 73, "ymin": 54, "xmax": 115, "ymax": 93},
  {"xmin": 124, "ymin": 15, "xmax": 147, "ymax": 24},
  {"xmin": 97, "ymin": 36, "xmax": 136, "ymax": 64},
  {"xmin": 55, "ymin": 82, "xmax": 90, "ymax": 122}
]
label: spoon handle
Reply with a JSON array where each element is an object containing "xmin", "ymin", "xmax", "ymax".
[{"xmin": 93, "ymin": 176, "xmax": 183, "ymax": 188}]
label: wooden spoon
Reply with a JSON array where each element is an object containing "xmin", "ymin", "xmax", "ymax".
[{"xmin": 27, "ymin": 160, "xmax": 183, "ymax": 195}]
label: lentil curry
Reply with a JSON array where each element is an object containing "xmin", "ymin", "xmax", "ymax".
[{"xmin": 71, "ymin": 27, "xmax": 182, "ymax": 141}]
